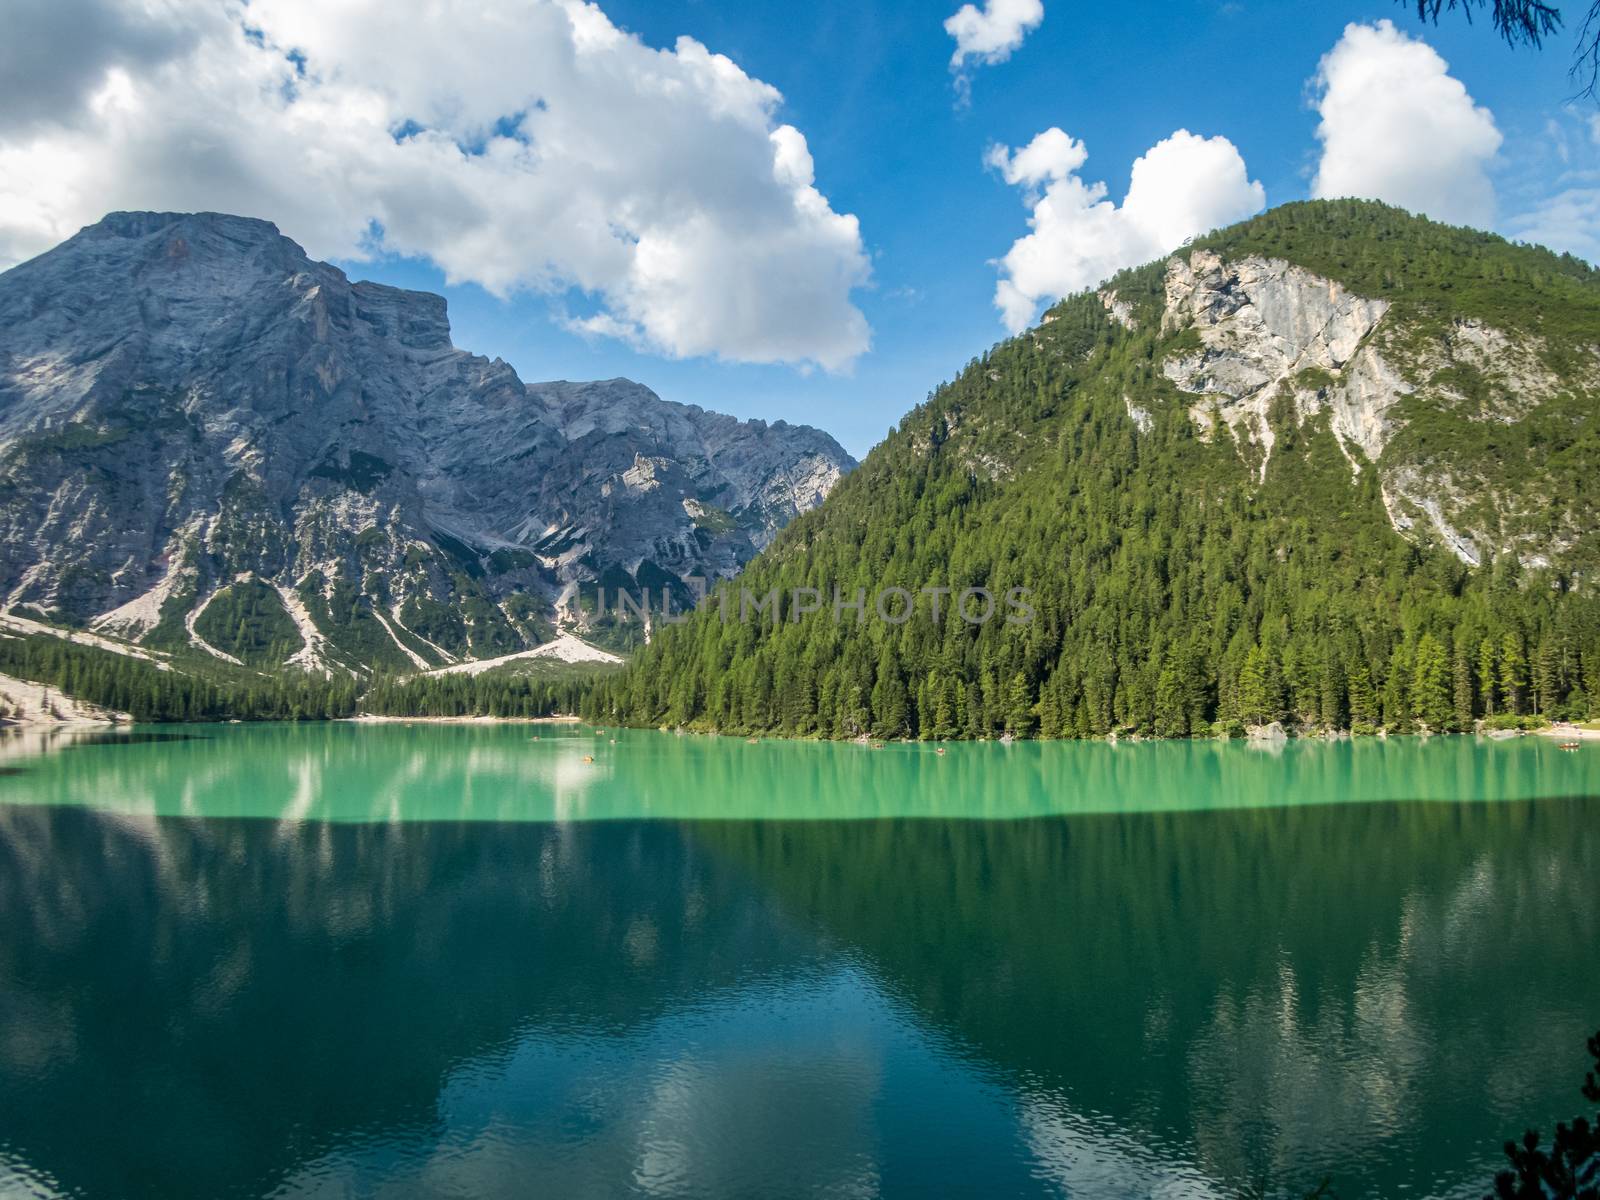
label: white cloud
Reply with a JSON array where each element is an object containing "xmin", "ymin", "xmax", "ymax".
[
  {"xmin": 1494, "ymin": 107, "xmax": 1600, "ymax": 264},
  {"xmin": 986, "ymin": 126, "xmax": 1083, "ymax": 188},
  {"xmin": 1506, "ymin": 188, "xmax": 1600, "ymax": 263},
  {"xmin": 0, "ymin": 0, "xmax": 197, "ymax": 135},
  {"xmin": 945, "ymin": 0, "xmax": 1043, "ymax": 72},
  {"xmin": 0, "ymin": 0, "xmax": 870, "ymax": 370},
  {"xmin": 988, "ymin": 129, "xmax": 1265, "ymax": 332},
  {"xmin": 1311, "ymin": 20, "xmax": 1502, "ymax": 228}
]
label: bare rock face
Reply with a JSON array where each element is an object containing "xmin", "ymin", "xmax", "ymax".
[
  {"xmin": 1161, "ymin": 250, "xmax": 1401, "ymax": 475},
  {"xmin": 0, "ymin": 212, "xmax": 855, "ymax": 671},
  {"xmin": 1159, "ymin": 249, "xmax": 1598, "ymax": 571}
]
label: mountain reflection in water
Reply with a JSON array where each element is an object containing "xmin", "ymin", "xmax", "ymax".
[{"xmin": 0, "ymin": 730, "xmax": 1596, "ymax": 1198}]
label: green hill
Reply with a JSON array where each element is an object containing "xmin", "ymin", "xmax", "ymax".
[{"xmin": 587, "ymin": 201, "xmax": 1600, "ymax": 739}]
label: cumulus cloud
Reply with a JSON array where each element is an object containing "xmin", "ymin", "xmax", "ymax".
[
  {"xmin": 0, "ymin": 0, "xmax": 870, "ymax": 369},
  {"xmin": 1311, "ymin": 20, "xmax": 1502, "ymax": 228},
  {"xmin": 1507, "ymin": 188, "xmax": 1600, "ymax": 263},
  {"xmin": 0, "ymin": 0, "xmax": 197, "ymax": 135},
  {"xmin": 1499, "ymin": 110, "xmax": 1600, "ymax": 264},
  {"xmin": 945, "ymin": 0, "xmax": 1043, "ymax": 75},
  {"xmin": 988, "ymin": 129, "xmax": 1265, "ymax": 332}
]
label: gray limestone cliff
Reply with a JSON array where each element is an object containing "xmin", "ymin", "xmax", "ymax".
[
  {"xmin": 1152, "ymin": 248, "xmax": 1597, "ymax": 571},
  {"xmin": 0, "ymin": 212, "xmax": 855, "ymax": 671}
]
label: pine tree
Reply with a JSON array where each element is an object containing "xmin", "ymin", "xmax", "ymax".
[
  {"xmin": 1319, "ymin": 648, "xmax": 1347, "ymax": 731},
  {"xmin": 930, "ymin": 673, "xmax": 957, "ymax": 739},
  {"xmin": 1238, "ymin": 643, "xmax": 1282, "ymax": 726},
  {"xmin": 1453, "ymin": 644, "xmax": 1476, "ymax": 731},
  {"xmin": 1478, "ymin": 636, "xmax": 1500, "ymax": 716},
  {"xmin": 1383, "ymin": 643, "xmax": 1414, "ymax": 732},
  {"xmin": 1004, "ymin": 670, "xmax": 1037, "ymax": 735},
  {"xmin": 1154, "ymin": 661, "xmax": 1188, "ymax": 738},
  {"xmin": 1410, "ymin": 633, "xmax": 1452, "ymax": 732},
  {"xmin": 1533, "ymin": 636, "xmax": 1559, "ymax": 716},
  {"xmin": 1500, "ymin": 632, "xmax": 1528, "ymax": 715},
  {"xmin": 870, "ymin": 646, "xmax": 907, "ymax": 738},
  {"xmin": 1347, "ymin": 658, "xmax": 1378, "ymax": 731}
]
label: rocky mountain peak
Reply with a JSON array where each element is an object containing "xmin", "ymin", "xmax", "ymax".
[{"xmin": 0, "ymin": 211, "xmax": 856, "ymax": 673}]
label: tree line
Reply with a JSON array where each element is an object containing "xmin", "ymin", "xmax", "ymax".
[
  {"xmin": 360, "ymin": 669, "xmax": 598, "ymax": 719},
  {"xmin": 0, "ymin": 634, "xmax": 606, "ymax": 724},
  {"xmin": 0, "ymin": 634, "xmax": 358, "ymax": 722}
]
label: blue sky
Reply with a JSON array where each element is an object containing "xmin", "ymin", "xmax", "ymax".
[
  {"xmin": 3, "ymin": 0, "xmax": 1595, "ymax": 457},
  {"xmin": 331, "ymin": 0, "xmax": 1596, "ymax": 457}
]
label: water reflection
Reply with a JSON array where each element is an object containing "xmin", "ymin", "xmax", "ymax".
[
  {"xmin": 0, "ymin": 723, "xmax": 1596, "ymax": 821},
  {"xmin": 0, "ymin": 725, "xmax": 114, "ymax": 767},
  {"xmin": 0, "ymin": 812, "xmax": 831, "ymax": 1198},
  {"xmin": 0, "ymin": 789, "xmax": 1595, "ymax": 1198}
]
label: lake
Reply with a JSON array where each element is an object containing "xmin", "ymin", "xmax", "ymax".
[{"xmin": 0, "ymin": 724, "xmax": 1596, "ymax": 1198}]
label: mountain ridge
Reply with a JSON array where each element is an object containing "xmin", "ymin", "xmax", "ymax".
[{"xmin": 0, "ymin": 210, "xmax": 856, "ymax": 675}]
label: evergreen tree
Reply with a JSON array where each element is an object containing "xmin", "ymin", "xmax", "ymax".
[
  {"xmin": 1153, "ymin": 661, "xmax": 1188, "ymax": 737},
  {"xmin": 1239, "ymin": 644, "xmax": 1283, "ymax": 726},
  {"xmin": 929, "ymin": 672, "xmax": 958, "ymax": 739},
  {"xmin": 1501, "ymin": 633, "xmax": 1529, "ymax": 715},
  {"xmin": 1319, "ymin": 648, "xmax": 1347, "ymax": 731},
  {"xmin": 1383, "ymin": 644, "xmax": 1414, "ymax": 733},
  {"xmin": 1005, "ymin": 670, "xmax": 1037, "ymax": 736},
  {"xmin": 1479, "ymin": 636, "xmax": 1500, "ymax": 716},
  {"xmin": 1410, "ymin": 633, "xmax": 1453, "ymax": 732},
  {"xmin": 871, "ymin": 644, "xmax": 909, "ymax": 737},
  {"xmin": 1453, "ymin": 644, "xmax": 1476, "ymax": 731},
  {"xmin": 1533, "ymin": 635, "xmax": 1560, "ymax": 716},
  {"xmin": 1347, "ymin": 659, "xmax": 1379, "ymax": 732}
]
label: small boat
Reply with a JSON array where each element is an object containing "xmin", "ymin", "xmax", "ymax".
[
  {"xmin": 609, "ymin": 738, "xmax": 616, "ymax": 744},
  {"xmin": 1559, "ymin": 741, "xmax": 1581, "ymax": 751},
  {"xmin": 746, "ymin": 738, "xmax": 759, "ymax": 744},
  {"xmin": 935, "ymin": 747, "xmax": 946, "ymax": 756},
  {"xmin": 581, "ymin": 754, "xmax": 594, "ymax": 764},
  {"xmin": 871, "ymin": 742, "xmax": 884, "ymax": 750}
]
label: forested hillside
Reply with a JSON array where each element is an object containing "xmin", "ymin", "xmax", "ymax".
[{"xmin": 585, "ymin": 202, "xmax": 1600, "ymax": 739}]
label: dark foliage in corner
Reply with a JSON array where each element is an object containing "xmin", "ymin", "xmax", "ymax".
[{"xmin": 1488, "ymin": 1031, "xmax": 1600, "ymax": 1199}]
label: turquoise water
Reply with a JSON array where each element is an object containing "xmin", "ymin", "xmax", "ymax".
[
  {"xmin": 0, "ymin": 725, "xmax": 1596, "ymax": 1198},
  {"xmin": 2, "ymin": 722, "xmax": 1597, "ymax": 821}
]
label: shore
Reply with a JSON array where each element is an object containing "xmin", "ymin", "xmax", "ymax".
[
  {"xmin": 0, "ymin": 672, "xmax": 128, "ymax": 728},
  {"xmin": 1538, "ymin": 722, "xmax": 1600, "ymax": 742}
]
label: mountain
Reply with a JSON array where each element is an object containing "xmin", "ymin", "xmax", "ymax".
[
  {"xmin": 0, "ymin": 212, "xmax": 854, "ymax": 674},
  {"xmin": 589, "ymin": 201, "xmax": 1600, "ymax": 739}
]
